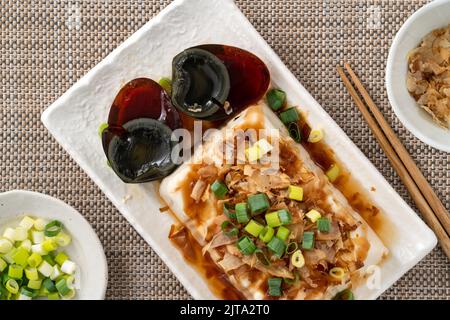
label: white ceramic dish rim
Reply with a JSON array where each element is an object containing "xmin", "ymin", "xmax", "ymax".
[
  {"xmin": 40, "ymin": 0, "xmax": 437, "ymax": 299},
  {"xmin": 386, "ymin": 0, "xmax": 450, "ymax": 153},
  {"xmin": 0, "ymin": 190, "xmax": 108, "ymax": 300}
]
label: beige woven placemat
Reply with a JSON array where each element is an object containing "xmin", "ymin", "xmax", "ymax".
[{"xmin": 0, "ymin": 0, "xmax": 448, "ymax": 299}]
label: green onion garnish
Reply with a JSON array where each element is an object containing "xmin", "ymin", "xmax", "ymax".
[
  {"xmin": 235, "ymin": 203, "xmax": 250, "ymax": 224},
  {"xmin": 98, "ymin": 123, "xmax": 108, "ymax": 137},
  {"xmin": 302, "ymin": 231, "xmax": 315, "ymax": 250},
  {"xmin": 211, "ymin": 180, "xmax": 228, "ymax": 199},
  {"xmin": 43, "ymin": 278, "xmax": 57, "ymax": 293},
  {"xmin": 279, "ymin": 107, "xmax": 299, "ymax": 124},
  {"xmin": 158, "ymin": 77, "xmax": 172, "ymax": 95},
  {"xmin": 247, "ymin": 193, "xmax": 270, "ymax": 215},
  {"xmin": 244, "ymin": 220, "xmax": 264, "ymax": 238},
  {"xmin": 267, "ymin": 277, "xmax": 282, "ymax": 297},
  {"xmin": 276, "ymin": 226, "xmax": 290, "ymax": 241},
  {"xmin": 333, "ymin": 289, "xmax": 354, "ymax": 300},
  {"xmin": 237, "ymin": 236, "xmax": 257, "ymax": 256},
  {"xmin": 55, "ymin": 278, "xmax": 70, "ymax": 296},
  {"xmin": 44, "ymin": 220, "xmax": 63, "ymax": 237},
  {"xmin": 259, "ymin": 226, "xmax": 275, "ymax": 243},
  {"xmin": 278, "ymin": 209, "xmax": 292, "ymax": 225},
  {"xmin": 265, "ymin": 211, "xmax": 281, "ymax": 227},
  {"xmin": 0, "ymin": 216, "xmax": 77, "ymax": 300},
  {"xmin": 223, "ymin": 203, "xmax": 236, "ymax": 220},
  {"xmin": 221, "ymin": 221, "xmax": 239, "ymax": 237},
  {"xmin": 288, "ymin": 122, "xmax": 301, "ymax": 143},
  {"xmin": 317, "ymin": 218, "xmax": 331, "ymax": 233},
  {"xmin": 286, "ymin": 241, "xmax": 298, "ymax": 254},
  {"xmin": 266, "ymin": 89, "xmax": 286, "ymax": 111},
  {"xmin": 267, "ymin": 237, "xmax": 286, "ymax": 258},
  {"xmin": 255, "ymin": 248, "xmax": 271, "ymax": 266}
]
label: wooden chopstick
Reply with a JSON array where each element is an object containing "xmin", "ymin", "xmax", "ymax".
[
  {"xmin": 344, "ymin": 63, "xmax": 450, "ymax": 235},
  {"xmin": 336, "ymin": 65, "xmax": 450, "ymax": 259}
]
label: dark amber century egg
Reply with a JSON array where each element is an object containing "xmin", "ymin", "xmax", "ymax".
[
  {"xmin": 171, "ymin": 44, "xmax": 270, "ymax": 121},
  {"xmin": 102, "ymin": 78, "xmax": 181, "ymax": 183}
]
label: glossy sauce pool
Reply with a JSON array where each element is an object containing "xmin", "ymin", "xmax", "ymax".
[{"xmin": 161, "ymin": 105, "xmax": 392, "ymax": 300}]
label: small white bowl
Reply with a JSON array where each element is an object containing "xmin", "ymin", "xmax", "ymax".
[
  {"xmin": 386, "ymin": 0, "xmax": 450, "ymax": 152},
  {"xmin": 0, "ymin": 190, "xmax": 108, "ymax": 300}
]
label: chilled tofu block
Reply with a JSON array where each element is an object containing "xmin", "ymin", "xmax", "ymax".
[{"xmin": 160, "ymin": 102, "xmax": 388, "ymax": 300}]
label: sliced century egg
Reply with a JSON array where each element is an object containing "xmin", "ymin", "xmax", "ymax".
[
  {"xmin": 102, "ymin": 78, "xmax": 181, "ymax": 183},
  {"xmin": 171, "ymin": 45, "xmax": 270, "ymax": 121}
]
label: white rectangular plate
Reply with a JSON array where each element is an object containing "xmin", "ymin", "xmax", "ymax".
[{"xmin": 41, "ymin": 0, "xmax": 437, "ymax": 299}]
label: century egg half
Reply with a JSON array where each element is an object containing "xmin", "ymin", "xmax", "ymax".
[
  {"xmin": 102, "ymin": 78, "xmax": 181, "ymax": 183},
  {"xmin": 171, "ymin": 44, "xmax": 270, "ymax": 121}
]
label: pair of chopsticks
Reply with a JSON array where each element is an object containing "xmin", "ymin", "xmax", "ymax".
[{"xmin": 337, "ymin": 63, "xmax": 450, "ymax": 259}]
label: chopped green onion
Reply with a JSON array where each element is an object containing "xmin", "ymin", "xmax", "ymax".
[
  {"xmin": 5, "ymin": 279, "xmax": 19, "ymax": 294},
  {"xmin": 47, "ymin": 292, "xmax": 60, "ymax": 300},
  {"xmin": 223, "ymin": 203, "xmax": 236, "ymax": 220},
  {"xmin": 12, "ymin": 247, "xmax": 29, "ymax": 267},
  {"xmin": 267, "ymin": 237, "xmax": 286, "ymax": 258},
  {"xmin": 19, "ymin": 239, "xmax": 32, "ymax": 252},
  {"xmin": 27, "ymin": 253, "xmax": 42, "ymax": 268},
  {"xmin": 55, "ymin": 252, "xmax": 69, "ymax": 266},
  {"xmin": 286, "ymin": 241, "xmax": 298, "ymax": 254},
  {"xmin": 60, "ymin": 260, "xmax": 77, "ymax": 275},
  {"xmin": 44, "ymin": 220, "xmax": 63, "ymax": 237},
  {"xmin": 333, "ymin": 289, "xmax": 354, "ymax": 300},
  {"xmin": 244, "ymin": 220, "xmax": 264, "ymax": 237},
  {"xmin": 8, "ymin": 264, "xmax": 23, "ymax": 279},
  {"xmin": 276, "ymin": 226, "xmax": 290, "ymax": 241},
  {"xmin": 31, "ymin": 230, "xmax": 44, "ymax": 244},
  {"xmin": 259, "ymin": 226, "xmax": 275, "ymax": 243},
  {"xmin": 31, "ymin": 243, "xmax": 48, "ymax": 256},
  {"xmin": 55, "ymin": 278, "xmax": 70, "ymax": 296},
  {"xmin": 317, "ymin": 218, "xmax": 331, "ymax": 233},
  {"xmin": 0, "ymin": 258, "xmax": 7, "ymax": 272},
  {"xmin": 247, "ymin": 193, "xmax": 270, "ymax": 215},
  {"xmin": 3, "ymin": 228, "xmax": 16, "ymax": 242},
  {"xmin": 221, "ymin": 221, "xmax": 239, "ymax": 237},
  {"xmin": 291, "ymin": 250, "xmax": 305, "ymax": 268},
  {"xmin": 33, "ymin": 218, "xmax": 47, "ymax": 231},
  {"xmin": 62, "ymin": 288, "xmax": 76, "ymax": 300},
  {"xmin": 265, "ymin": 211, "xmax": 281, "ymax": 227},
  {"xmin": 25, "ymin": 267, "xmax": 39, "ymax": 281},
  {"xmin": 43, "ymin": 278, "xmax": 57, "ymax": 293},
  {"xmin": 2, "ymin": 248, "xmax": 16, "ymax": 264},
  {"xmin": 302, "ymin": 231, "xmax": 315, "ymax": 250},
  {"xmin": 19, "ymin": 287, "xmax": 34, "ymax": 298},
  {"xmin": 326, "ymin": 164, "xmax": 340, "ymax": 182},
  {"xmin": 158, "ymin": 77, "xmax": 172, "ymax": 95},
  {"xmin": 237, "ymin": 236, "xmax": 257, "ymax": 256},
  {"xmin": 329, "ymin": 267, "xmax": 346, "ymax": 280},
  {"xmin": 255, "ymin": 248, "xmax": 271, "ymax": 266},
  {"xmin": 19, "ymin": 216, "xmax": 35, "ymax": 230},
  {"xmin": 50, "ymin": 265, "xmax": 62, "ymax": 281},
  {"xmin": 279, "ymin": 107, "xmax": 299, "ymax": 124},
  {"xmin": 55, "ymin": 232, "xmax": 71, "ymax": 247},
  {"xmin": 305, "ymin": 209, "xmax": 321, "ymax": 222},
  {"xmin": 235, "ymin": 203, "xmax": 250, "ymax": 224},
  {"xmin": 288, "ymin": 185, "xmax": 303, "ymax": 201},
  {"xmin": 13, "ymin": 227, "xmax": 28, "ymax": 241},
  {"xmin": 38, "ymin": 260, "xmax": 53, "ymax": 277},
  {"xmin": 266, "ymin": 89, "xmax": 286, "ymax": 111},
  {"xmin": 211, "ymin": 180, "xmax": 228, "ymax": 199},
  {"xmin": 278, "ymin": 209, "xmax": 292, "ymax": 225},
  {"xmin": 0, "ymin": 238, "xmax": 13, "ymax": 254},
  {"xmin": 98, "ymin": 122, "xmax": 109, "ymax": 137},
  {"xmin": 42, "ymin": 254, "xmax": 56, "ymax": 266},
  {"xmin": 288, "ymin": 122, "xmax": 301, "ymax": 143},
  {"xmin": 267, "ymin": 277, "xmax": 282, "ymax": 297},
  {"xmin": 27, "ymin": 279, "xmax": 42, "ymax": 290}
]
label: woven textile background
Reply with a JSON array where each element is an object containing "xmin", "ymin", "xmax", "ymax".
[{"xmin": 0, "ymin": 0, "xmax": 448, "ymax": 299}]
